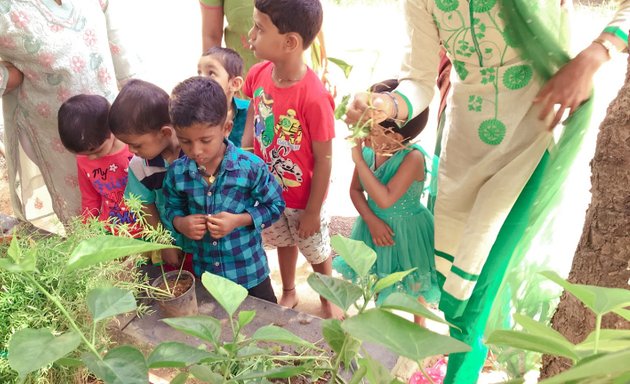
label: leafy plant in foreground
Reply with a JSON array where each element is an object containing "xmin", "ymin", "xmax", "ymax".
[
  {"xmin": 487, "ymin": 271, "xmax": 630, "ymax": 383},
  {"xmin": 308, "ymin": 235, "xmax": 471, "ymax": 383}
]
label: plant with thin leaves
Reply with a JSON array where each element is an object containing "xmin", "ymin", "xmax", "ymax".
[
  {"xmin": 487, "ymin": 271, "xmax": 630, "ymax": 384},
  {"xmin": 307, "ymin": 235, "xmax": 471, "ymax": 383}
]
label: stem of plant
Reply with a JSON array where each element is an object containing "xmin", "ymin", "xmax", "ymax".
[
  {"xmin": 418, "ymin": 363, "xmax": 436, "ymax": 384},
  {"xmin": 594, "ymin": 314, "xmax": 602, "ymax": 354},
  {"xmin": 172, "ymin": 252, "xmax": 186, "ymax": 291},
  {"xmin": 28, "ymin": 275, "xmax": 102, "ymax": 360},
  {"xmin": 158, "ymin": 260, "xmax": 171, "ymax": 296}
]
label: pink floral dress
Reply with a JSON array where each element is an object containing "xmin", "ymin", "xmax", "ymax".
[{"xmin": 0, "ymin": 0, "xmax": 138, "ymax": 227}]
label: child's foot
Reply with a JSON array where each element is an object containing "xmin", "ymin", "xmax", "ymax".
[
  {"xmin": 279, "ymin": 286, "xmax": 299, "ymax": 309},
  {"xmin": 321, "ymin": 300, "xmax": 344, "ymax": 320}
]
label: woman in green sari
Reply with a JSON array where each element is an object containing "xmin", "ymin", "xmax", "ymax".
[{"xmin": 345, "ymin": 1, "xmax": 629, "ymax": 382}]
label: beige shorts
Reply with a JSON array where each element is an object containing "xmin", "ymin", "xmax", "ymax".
[{"xmin": 263, "ymin": 207, "xmax": 331, "ymax": 265}]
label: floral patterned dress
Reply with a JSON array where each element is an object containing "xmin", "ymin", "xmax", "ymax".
[{"xmin": 0, "ymin": 0, "xmax": 138, "ymax": 227}]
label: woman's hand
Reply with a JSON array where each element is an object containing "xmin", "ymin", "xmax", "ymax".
[
  {"xmin": 344, "ymin": 92, "xmax": 394, "ymax": 127},
  {"xmin": 1, "ymin": 61, "xmax": 24, "ymax": 94},
  {"xmin": 365, "ymin": 216, "xmax": 394, "ymax": 247}
]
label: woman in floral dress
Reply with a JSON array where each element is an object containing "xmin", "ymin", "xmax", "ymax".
[
  {"xmin": 345, "ymin": 1, "xmax": 629, "ymax": 382},
  {"xmin": 0, "ymin": 0, "xmax": 138, "ymax": 228}
]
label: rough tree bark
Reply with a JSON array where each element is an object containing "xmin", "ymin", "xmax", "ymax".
[{"xmin": 539, "ymin": 54, "xmax": 630, "ymax": 378}]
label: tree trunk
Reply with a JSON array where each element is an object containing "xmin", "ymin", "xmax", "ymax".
[{"xmin": 539, "ymin": 54, "xmax": 630, "ymax": 378}]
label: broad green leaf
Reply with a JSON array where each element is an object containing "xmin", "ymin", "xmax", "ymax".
[
  {"xmin": 0, "ymin": 236, "xmax": 37, "ymax": 272},
  {"xmin": 189, "ymin": 364, "xmax": 224, "ymax": 383},
  {"xmin": 147, "ymin": 342, "xmax": 213, "ymax": 368},
  {"xmin": 162, "ymin": 316, "xmax": 221, "ymax": 345},
  {"xmin": 514, "ymin": 314, "xmax": 574, "ymax": 347},
  {"xmin": 380, "ymin": 292, "xmax": 454, "ymax": 327},
  {"xmin": 613, "ymin": 308, "xmax": 630, "ymax": 322},
  {"xmin": 342, "ymin": 309, "xmax": 470, "ymax": 361},
  {"xmin": 67, "ymin": 236, "xmax": 175, "ymax": 271},
  {"xmin": 82, "ymin": 346, "xmax": 147, "ymax": 384},
  {"xmin": 87, "ymin": 287, "xmax": 137, "ymax": 321},
  {"xmin": 541, "ymin": 271, "xmax": 630, "ymax": 316},
  {"xmin": 374, "ymin": 270, "xmax": 415, "ymax": 294},
  {"xmin": 169, "ymin": 372, "xmax": 189, "ymax": 384},
  {"xmin": 201, "ymin": 272, "xmax": 247, "ymax": 317},
  {"xmin": 612, "ymin": 372, "xmax": 630, "ymax": 384},
  {"xmin": 238, "ymin": 310, "xmax": 256, "ymax": 329},
  {"xmin": 8, "ymin": 329, "xmax": 81, "ymax": 377},
  {"xmin": 307, "ymin": 272, "xmax": 363, "ymax": 312},
  {"xmin": 359, "ymin": 356, "xmax": 396, "ymax": 384},
  {"xmin": 236, "ymin": 345, "xmax": 269, "ymax": 358},
  {"xmin": 322, "ymin": 319, "xmax": 360, "ymax": 366},
  {"xmin": 55, "ymin": 357, "xmax": 83, "ymax": 367},
  {"xmin": 330, "ymin": 235, "xmax": 376, "ymax": 277},
  {"xmin": 487, "ymin": 330, "xmax": 579, "ymax": 361},
  {"xmin": 539, "ymin": 349, "xmax": 630, "ymax": 384},
  {"xmin": 576, "ymin": 329, "xmax": 630, "ymax": 353},
  {"xmin": 251, "ymin": 325, "xmax": 315, "ymax": 348},
  {"xmin": 328, "ymin": 57, "xmax": 353, "ymax": 78},
  {"xmin": 236, "ymin": 366, "xmax": 309, "ymax": 380}
]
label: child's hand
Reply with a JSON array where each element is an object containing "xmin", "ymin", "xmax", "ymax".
[
  {"xmin": 174, "ymin": 214, "xmax": 208, "ymax": 240},
  {"xmin": 350, "ymin": 139, "xmax": 364, "ymax": 164},
  {"xmin": 206, "ymin": 212, "xmax": 238, "ymax": 239},
  {"xmin": 161, "ymin": 248, "xmax": 183, "ymax": 266},
  {"xmin": 297, "ymin": 210, "xmax": 321, "ymax": 239},
  {"xmin": 365, "ymin": 217, "xmax": 395, "ymax": 247}
]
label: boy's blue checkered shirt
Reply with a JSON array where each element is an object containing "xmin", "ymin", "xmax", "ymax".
[{"xmin": 163, "ymin": 139, "xmax": 285, "ymax": 289}]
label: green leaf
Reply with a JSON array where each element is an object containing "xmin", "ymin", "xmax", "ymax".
[
  {"xmin": 514, "ymin": 314, "xmax": 574, "ymax": 347},
  {"xmin": 613, "ymin": 308, "xmax": 630, "ymax": 322},
  {"xmin": 541, "ymin": 271, "xmax": 630, "ymax": 316},
  {"xmin": 373, "ymin": 270, "xmax": 415, "ymax": 294},
  {"xmin": 161, "ymin": 316, "xmax": 221, "ymax": 345},
  {"xmin": 380, "ymin": 293, "xmax": 454, "ymax": 327},
  {"xmin": 67, "ymin": 236, "xmax": 175, "ymax": 271},
  {"xmin": 487, "ymin": 330, "xmax": 579, "ymax": 362},
  {"xmin": 342, "ymin": 309, "xmax": 470, "ymax": 361},
  {"xmin": 539, "ymin": 349, "xmax": 630, "ymax": 384},
  {"xmin": 322, "ymin": 319, "xmax": 360, "ymax": 366},
  {"xmin": 169, "ymin": 372, "xmax": 189, "ymax": 384},
  {"xmin": 328, "ymin": 57, "xmax": 353, "ymax": 78},
  {"xmin": 576, "ymin": 329, "xmax": 630, "ymax": 353},
  {"xmin": 87, "ymin": 287, "xmax": 137, "ymax": 322},
  {"xmin": 330, "ymin": 235, "xmax": 376, "ymax": 277},
  {"xmin": 8, "ymin": 329, "xmax": 81, "ymax": 377},
  {"xmin": 251, "ymin": 325, "xmax": 315, "ymax": 348},
  {"xmin": 189, "ymin": 364, "xmax": 224, "ymax": 383},
  {"xmin": 147, "ymin": 342, "xmax": 213, "ymax": 368},
  {"xmin": 0, "ymin": 236, "xmax": 37, "ymax": 273},
  {"xmin": 238, "ymin": 310, "xmax": 256, "ymax": 329},
  {"xmin": 82, "ymin": 346, "xmax": 147, "ymax": 384},
  {"xmin": 201, "ymin": 272, "xmax": 247, "ymax": 317},
  {"xmin": 307, "ymin": 272, "xmax": 363, "ymax": 312},
  {"xmin": 55, "ymin": 357, "xmax": 84, "ymax": 367},
  {"xmin": 236, "ymin": 365, "xmax": 310, "ymax": 380},
  {"xmin": 359, "ymin": 356, "xmax": 396, "ymax": 384}
]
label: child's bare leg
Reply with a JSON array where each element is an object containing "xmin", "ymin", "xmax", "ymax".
[
  {"xmin": 414, "ymin": 296, "xmax": 427, "ymax": 327},
  {"xmin": 277, "ymin": 245, "xmax": 299, "ymax": 308},
  {"xmin": 312, "ymin": 256, "xmax": 343, "ymax": 319}
]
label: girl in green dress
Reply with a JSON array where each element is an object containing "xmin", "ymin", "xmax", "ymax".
[{"xmin": 334, "ymin": 80, "xmax": 439, "ymax": 325}]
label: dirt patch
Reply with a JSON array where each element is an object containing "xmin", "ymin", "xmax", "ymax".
[{"xmin": 157, "ymin": 274, "xmax": 193, "ymax": 298}]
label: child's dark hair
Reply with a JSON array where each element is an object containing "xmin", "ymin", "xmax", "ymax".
[
  {"xmin": 255, "ymin": 0, "xmax": 322, "ymax": 48},
  {"xmin": 109, "ymin": 79, "xmax": 170, "ymax": 136},
  {"xmin": 370, "ymin": 79, "xmax": 429, "ymax": 143},
  {"xmin": 57, "ymin": 94, "xmax": 111, "ymax": 153},
  {"xmin": 202, "ymin": 47, "xmax": 244, "ymax": 79},
  {"xmin": 169, "ymin": 76, "xmax": 228, "ymax": 129}
]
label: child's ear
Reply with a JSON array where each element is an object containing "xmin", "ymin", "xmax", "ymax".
[
  {"xmin": 229, "ymin": 76, "xmax": 244, "ymax": 94},
  {"xmin": 223, "ymin": 119, "xmax": 234, "ymax": 138},
  {"xmin": 160, "ymin": 125, "xmax": 175, "ymax": 137},
  {"xmin": 284, "ymin": 33, "xmax": 302, "ymax": 52}
]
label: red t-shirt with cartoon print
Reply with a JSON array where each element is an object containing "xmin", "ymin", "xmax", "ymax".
[{"xmin": 244, "ymin": 61, "xmax": 335, "ymax": 209}]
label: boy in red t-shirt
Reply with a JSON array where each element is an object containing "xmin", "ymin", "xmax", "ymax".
[{"xmin": 243, "ymin": 0, "xmax": 341, "ymax": 318}]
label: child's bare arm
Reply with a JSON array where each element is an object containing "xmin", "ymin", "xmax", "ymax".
[
  {"xmin": 1, "ymin": 61, "xmax": 24, "ymax": 94},
  {"xmin": 299, "ymin": 140, "xmax": 332, "ymax": 238},
  {"xmin": 349, "ymin": 167, "xmax": 394, "ymax": 247},
  {"xmin": 353, "ymin": 143, "xmax": 425, "ymax": 209}
]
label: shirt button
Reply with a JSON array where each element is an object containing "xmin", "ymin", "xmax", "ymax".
[
  {"xmin": 214, "ymin": 262, "xmax": 220, "ymax": 267},
  {"xmin": 212, "ymin": 241, "xmax": 218, "ymax": 246},
  {"xmin": 207, "ymin": 191, "xmax": 212, "ymax": 196},
  {"xmin": 261, "ymin": 223, "xmax": 265, "ymax": 228}
]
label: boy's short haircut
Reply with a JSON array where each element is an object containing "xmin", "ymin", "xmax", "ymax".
[
  {"xmin": 202, "ymin": 47, "xmax": 244, "ymax": 79},
  {"xmin": 169, "ymin": 76, "xmax": 228, "ymax": 129},
  {"xmin": 255, "ymin": 0, "xmax": 322, "ymax": 48},
  {"xmin": 109, "ymin": 79, "xmax": 170, "ymax": 136},
  {"xmin": 58, "ymin": 94, "xmax": 111, "ymax": 153}
]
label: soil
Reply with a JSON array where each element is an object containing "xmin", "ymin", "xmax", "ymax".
[{"xmin": 157, "ymin": 274, "xmax": 193, "ymax": 298}]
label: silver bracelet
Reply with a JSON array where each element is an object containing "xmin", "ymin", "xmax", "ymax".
[{"xmin": 382, "ymin": 91, "xmax": 399, "ymax": 120}]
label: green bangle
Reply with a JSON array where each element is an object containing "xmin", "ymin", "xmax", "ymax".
[{"xmin": 383, "ymin": 91, "xmax": 399, "ymax": 120}]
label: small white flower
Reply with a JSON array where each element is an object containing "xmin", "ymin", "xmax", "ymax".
[{"xmin": 109, "ymin": 164, "xmax": 118, "ymax": 172}]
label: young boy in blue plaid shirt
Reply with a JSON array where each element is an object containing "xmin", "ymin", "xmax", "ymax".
[{"xmin": 163, "ymin": 76, "xmax": 285, "ymax": 303}]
